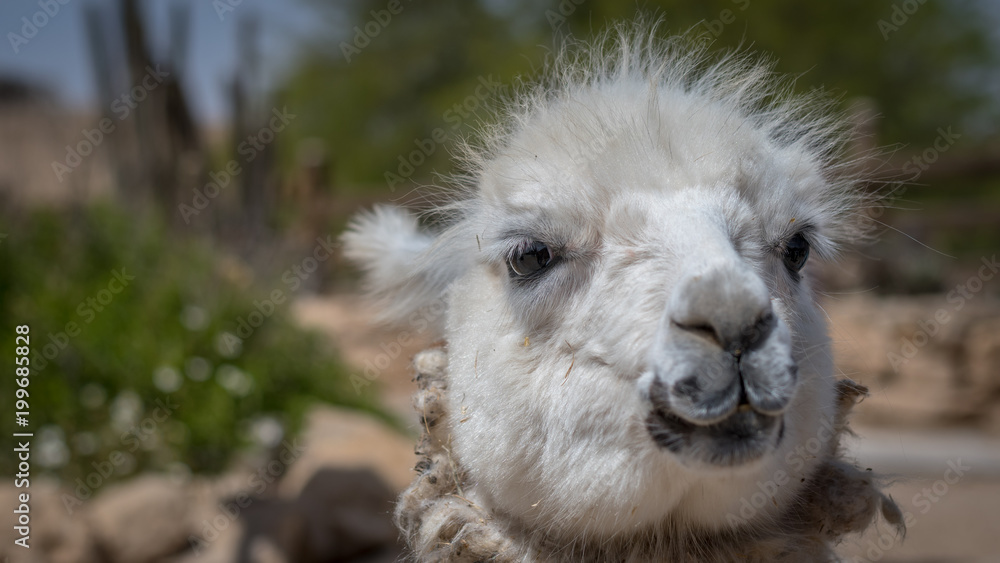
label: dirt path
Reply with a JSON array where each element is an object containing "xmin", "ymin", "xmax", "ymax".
[{"xmin": 292, "ymin": 294, "xmax": 431, "ymax": 423}]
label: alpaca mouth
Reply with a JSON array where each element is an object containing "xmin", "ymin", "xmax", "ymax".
[{"xmin": 645, "ymin": 406, "xmax": 783, "ymax": 467}]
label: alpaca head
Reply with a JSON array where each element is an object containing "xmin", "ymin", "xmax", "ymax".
[{"xmin": 344, "ymin": 29, "xmax": 866, "ymax": 542}]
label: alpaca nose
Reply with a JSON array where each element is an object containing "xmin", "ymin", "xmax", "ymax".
[
  {"xmin": 646, "ymin": 263, "xmax": 797, "ymax": 424},
  {"xmin": 669, "ymin": 265, "xmax": 775, "ymax": 355}
]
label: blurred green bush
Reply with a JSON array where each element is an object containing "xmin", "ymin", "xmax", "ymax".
[
  {"xmin": 281, "ymin": 0, "xmax": 1000, "ymax": 190},
  {"xmin": 0, "ymin": 203, "xmax": 383, "ymax": 486}
]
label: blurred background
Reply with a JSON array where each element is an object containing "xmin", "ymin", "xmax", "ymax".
[{"xmin": 0, "ymin": 1, "xmax": 998, "ymax": 562}]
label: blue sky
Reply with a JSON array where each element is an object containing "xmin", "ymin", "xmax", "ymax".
[{"xmin": 0, "ymin": 0, "xmax": 331, "ymax": 123}]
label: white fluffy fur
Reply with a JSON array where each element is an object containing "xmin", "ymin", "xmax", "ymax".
[
  {"xmin": 341, "ymin": 205, "xmax": 443, "ymax": 329},
  {"xmin": 343, "ymin": 23, "xmax": 892, "ymax": 561}
]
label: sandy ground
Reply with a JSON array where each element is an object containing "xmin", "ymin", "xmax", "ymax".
[
  {"xmin": 291, "ymin": 295, "xmax": 427, "ymax": 424},
  {"xmin": 292, "ymin": 293, "xmax": 1000, "ymax": 563}
]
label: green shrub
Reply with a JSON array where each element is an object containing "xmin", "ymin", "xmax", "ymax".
[{"xmin": 0, "ymin": 203, "xmax": 382, "ymax": 485}]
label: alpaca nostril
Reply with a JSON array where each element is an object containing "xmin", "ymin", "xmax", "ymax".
[
  {"xmin": 671, "ymin": 309, "xmax": 775, "ymax": 355},
  {"xmin": 671, "ymin": 320, "xmax": 721, "ymax": 347},
  {"xmin": 736, "ymin": 311, "xmax": 776, "ymax": 352},
  {"xmin": 668, "ymin": 265, "xmax": 776, "ymax": 355}
]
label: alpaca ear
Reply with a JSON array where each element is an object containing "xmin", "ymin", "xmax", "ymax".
[{"xmin": 341, "ymin": 205, "xmax": 453, "ymax": 334}]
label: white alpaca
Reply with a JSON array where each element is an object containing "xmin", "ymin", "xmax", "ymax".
[{"xmin": 343, "ymin": 25, "xmax": 901, "ymax": 562}]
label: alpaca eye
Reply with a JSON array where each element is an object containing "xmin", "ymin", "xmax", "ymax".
[
  {"xmin": 508, "ymin": 241, "xmax": 553, "ymax": 277},
  {"xmin": 783, "ymin": 233, "xmax": 810, "ymax": 272}
]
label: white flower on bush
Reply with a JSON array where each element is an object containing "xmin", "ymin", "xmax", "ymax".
[
  {"xmin": 180, "ymin": 304, "xmax": 209, "ymax": 331},
  {"xmin": 72, "ymin": 431, "xmax": 99, "ymax": 456},
  {"xmin": 185, "ymin": 356, "xmax": 211, "ymax": 381},
  {"xmin": 249, "ymin": 416, "xmax": 283, "ymax": 448},
  {"xmin": 110, "ymin": 390, "xmax": 142, "ymax": 432},
  {"xmin": 153, "ymin": 365, "xmax": 183, "ymax": 393},
  {"xmin": 37, "ymin": 425, "xmax": 69, "ymax": 468},
  {"xmin": 217, "ymin": 364, "xmax": 254, "ymax": 397}
]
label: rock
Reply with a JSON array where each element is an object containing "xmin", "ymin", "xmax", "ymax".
[
  {"xmin": 86, "ymin": 475, "xmax": 194, "ymax": 563},
  {"xmin": 279, "ymin": 406, "xmax": 417, "ymax": 495},
  {"xmin": 165, "ymin": 478, "xmax": 247, "ymax": 563},
  {"xmin": 237, "ymin": 468, "xmax": 403, "ymax": 563},
  {"xmin": 0, "ymin": 479, "xmax": 98, "ymax": 563},
  {"xmin": 171, "ymin": 406, "xmax": 415, "ymax": 563}
]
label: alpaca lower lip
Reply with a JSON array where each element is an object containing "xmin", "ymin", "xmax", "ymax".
[{"xmin": 646, "ymin": 407, "xmax": 783, "ymax": 467}]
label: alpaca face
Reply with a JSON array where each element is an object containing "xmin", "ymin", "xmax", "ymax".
[
  {"xmin": 344, "ymin": 45, "xmax": 856, "ymax": 541},
  {"xmin": 429, "ymin": 86, "xmax": 842, "ymax": 537}
]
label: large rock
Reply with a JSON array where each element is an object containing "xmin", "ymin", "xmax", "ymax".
[
  {"xmin": 234, "ymin": 468, "xmax": 403, "ymax": 563},
  {"xmin": 86, "ymin": 475, "xmax": 195, "ymax": 563}
]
